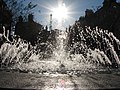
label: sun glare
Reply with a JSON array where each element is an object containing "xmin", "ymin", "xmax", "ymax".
[{"xmin": 52, "ymin": 3, "xmax": 68, "ymax": 22}]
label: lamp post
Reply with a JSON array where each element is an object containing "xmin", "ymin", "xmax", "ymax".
[{"xmin": 49, "ymin": 14, "xmax": 52, "ymax": 31}]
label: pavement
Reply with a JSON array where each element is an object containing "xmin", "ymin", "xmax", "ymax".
[{"xmin": 0, "ymin": 71, "xmax": 120, "ymax": 90}]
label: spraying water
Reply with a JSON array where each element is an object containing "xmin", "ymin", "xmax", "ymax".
[
  {"xmin": 0, "ymin": 25, "xmax": 120, "ymax": 73},
  {"xmin": 52, "ymin": 30, "xmax": 68, "ymax": 64}
]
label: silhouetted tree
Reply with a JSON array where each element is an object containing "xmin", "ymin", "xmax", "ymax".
[{"xmin": 3, "ymin": 0, "xmax": 37, "ymax": 26}]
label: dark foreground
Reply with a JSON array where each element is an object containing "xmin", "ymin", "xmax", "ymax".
[{"xmin": 0, "ymin": 71, "xmax": 120, "ymax": 90}]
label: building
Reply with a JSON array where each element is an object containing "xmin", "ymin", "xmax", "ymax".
[
  {"xmin": 78, "ymin": 0, "xmax": 120, "ymax": 39},
  {"xmin": 0, "ymin": 0, "xmax": 12, "ymax": 36},
  {"xmin": 95, "ymin": 0, "xmax": 120, "ymax": 39},
  {"xmin": 15, "ymin": 14, "xmax": 43, "ymax": 45}
]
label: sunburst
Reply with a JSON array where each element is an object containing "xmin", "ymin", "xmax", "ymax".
[{"xmin": 52, "ymin": 3, "xmax": 68, "ymax": 23}]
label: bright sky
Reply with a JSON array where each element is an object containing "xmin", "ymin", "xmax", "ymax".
[{"xmin": 28, "ymin": 0, "xmax": 120, "ymax": 29}]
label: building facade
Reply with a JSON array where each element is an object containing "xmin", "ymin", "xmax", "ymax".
[
  {"xmin": 15, "ymin": 14, "xmax": 43, "ymax": 45},
  {"xmin": 0, "ymin": 0, "xmax": 12, "ymax": 36},
  {"xmin": 79, "ymin": 0, "xmax": 120, "ymax": 39}
]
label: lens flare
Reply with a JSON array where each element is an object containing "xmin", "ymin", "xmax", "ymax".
[{"xmin": 52, "ymin": 3, "xmax": 68, "ymax": 23}]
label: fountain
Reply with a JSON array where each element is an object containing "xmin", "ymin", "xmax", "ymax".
[{"xmin": 0, "ymin": 25, "xmax": 120, "ymax": 74}]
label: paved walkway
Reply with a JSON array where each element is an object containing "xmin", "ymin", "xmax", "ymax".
[{"xmin": 0, "ymin": 71, "xmax": 120, "ymax": 89}]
